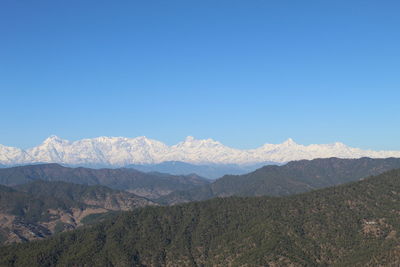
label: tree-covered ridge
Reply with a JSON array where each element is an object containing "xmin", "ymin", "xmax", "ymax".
[
  {"xmin": 2, "ymin": 169, "xmax": 400, "ymax": 266},
  {"xmin": 159, "ymin": 157, "xmax": 400, "ymax": 204},
  {"xmin": 0, "ymin": 183, "xmax": 77, "ymax": 222},
  {"xmin": 14, "ymin": 180, "xmax": 153, "ymax": 210},
  {"xmin": 0, "ymin": 163, "xmax": 209, "ymax": 199},
  {"xmin": 0, "ymin": 180, "xmax": 155, "ymax": 245}
]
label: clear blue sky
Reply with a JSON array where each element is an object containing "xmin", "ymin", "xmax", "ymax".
[{"xmin": 1, "ymin": 0, "xmax": 399, "ymax": 150}]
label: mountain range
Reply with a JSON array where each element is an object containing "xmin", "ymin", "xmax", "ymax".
[
  {"xmin": 2, "ymin": 157, "xmax": 400, "ymax": 265},
  {"xmin": 3, "ymin": 168, "xmax": 400, "ymax": 266},
  {"xmin": 1, "ymin": 135, "xmax": 400, "ymax": 167},
  {"xmin": 159, "ymin": 157, "xmax": 400, "ymax": 204},
  {"xmin": 126, "ymin": 161, "xmax": 270, "ymax": 179},
  {"xmin": 0, "ymin": 164, "xmax": 209, "ymax": 199}
]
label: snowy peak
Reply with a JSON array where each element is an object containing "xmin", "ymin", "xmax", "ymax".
[
  {"xmin": 184, "ymin": 136, "xmax": 195, "ymax": 142},
  {"xmin": 42, "ymin": 135, "xmax": 69, "ymax": 145},
  {"xmin": 0, "ymin": 144, "xmax": 32, "ymax": 165},
  {"xmin": 282, "ymin": 138, "xmax": 297, "ymax": 146},
  {"xmin": 176, "ymin": 136, "xmax": 225, "ymax": 149},
  {"xmin": 0, "ymin": 136, "xmax": 400, "ymax": 166}
]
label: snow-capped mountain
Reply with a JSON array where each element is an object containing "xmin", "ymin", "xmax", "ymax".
[
  {"xmin": 1, "ymin": 135, "xmax": 400, "ymax": 166},
  {"xmin": 0, "ymin": 144, "xmax": 32, "ymax": 165}
]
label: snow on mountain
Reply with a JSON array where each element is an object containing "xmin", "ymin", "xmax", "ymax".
[
  {"xmin": 0, "ymin": 144, "xmax": 32, "ymax": 165},
  {"xmin": 27, "ymin": 135, "xmax": 71, "ymax": 163},
  {"xmin": 27, "ymin": 136, "xmax": 169, "ymax": 166},
  {"xmin": 167, "ymin": 136, "xmax": 248, "ymax": 164},
  {"xmin": 1, "ymin": 136, "xmax": 400, "ymax": 166}
]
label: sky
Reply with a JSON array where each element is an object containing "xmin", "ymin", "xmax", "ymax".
[{"xmin": 1, "ymin": 0, "xmax": 399, "ymax": 150}]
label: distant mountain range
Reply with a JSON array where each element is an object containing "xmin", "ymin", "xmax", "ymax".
[
  {"xmin": 0, "ymin": 164, "xmax": 209, "ymax": 199},
  {"xmin": 1, "ymin": 135, "xmax": 400, "ymax": 167},
  {"xmin": 3, "ymin": 158, "xmax": 400, "ymax": 205},
  {"xmin": 127, "ymin": 161, "xmax": 270, "ymax": 179},
  {"xmin": 160, "ymin": 157, "xmax": 400, "ymax": 204}
]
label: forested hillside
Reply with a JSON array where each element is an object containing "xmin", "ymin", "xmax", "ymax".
[
  {"xmin": 0, "ymin": 164, "xmax": 209, "ymax": 199},
  {"xmin": 160, "ymin": 157, "xmax": 400, "ymax": 204},
  {"xmin": 2, "ymin": 169, "xmax": 400, "ymax": 266},
  {"xmin": 0, "ymin": 181, "xmax": 155, "ymax": 245}
]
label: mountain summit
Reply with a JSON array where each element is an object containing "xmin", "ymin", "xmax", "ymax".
[
  {"xmin": 0, "ymin": 136, "xmax": 400, "ymax": 166},
  {"xmin": 282, "ymin": 138, "xmax": 297, "ymax": 146}
]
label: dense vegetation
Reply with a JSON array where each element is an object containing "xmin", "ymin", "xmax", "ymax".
[
  {"xmin": 14, "ymin": 180, "xmax": 152, "ymax": 209},
  {"xmin": 2, "ymin": 169, "xmax": 400, "ymax": 266},
  {"xmin": 0, "ymin": 183, "xmax": 78, "ymax": 223},
  {"xmin": 0, "ymin": 164, "xmax": 209, "ymax": 198},
  {"xmin": 0, "ymin": 181, "xmax": 154, "ymax": 245},
  {"xmin": 160, "ymin": 157, "xmax": 400, "ymax": 204}
]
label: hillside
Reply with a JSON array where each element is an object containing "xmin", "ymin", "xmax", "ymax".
[
  {"xmin": 2, "ymin": 169, "xmax": 400, "ymax": 266},
  {"xmin": 0, "ymin": 164, "xmax": 209, "ymax": 199},
  {"xmin": 160, "ymin": 157, "xmax": 400, "ymax": 204},
  {"xmin": 0, "ymin": 181, "xmax": 155, "ymax": 245},
  {"xmin": 14, "ymin": 180, "xmax": 154, "ymax": 210}
]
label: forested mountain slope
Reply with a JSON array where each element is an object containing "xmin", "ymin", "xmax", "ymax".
[
  {"xmin": 0, "ymin": 163, "xmax": 209, "ymax": 199},
  {"xmin": 2, "ymin": 169, "xmax": 400, "ymax": 266},
  {"xmin": 0, "ymin": 181, "xmax": 155, "ymax": 245},
  {"xmin": 160, "ymin": 157, "xmax": 400, "ymax": 204}
]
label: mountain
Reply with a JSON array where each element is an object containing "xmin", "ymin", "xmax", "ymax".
[
  {"xmin": 0, "ymin": 164, "xmax": 209, "ymax": 199},
  {"xmin": 0, "ymin": 144, "xmax": 32, "ymax": 165},
  {"xmin": 1, "ymin": 135, "xmax": 400, "ymax": 166},
  {"xmin": 0, "ymin": 180, "xmax": 155, "ymax": 245},
  {"xmin": 14, "ymin": 180, "xmax": 154, "ymax": 210},
  {"xmin": 127, "ymin": 161, "xmax": 271, "ymax": 179},
  {"xmin": 3, "ymin": 169, "xmax": 400, "ymax": 266},
  {"xmin": 160, "ymin": 157, "xmax": 400, "ymax": 204}
]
